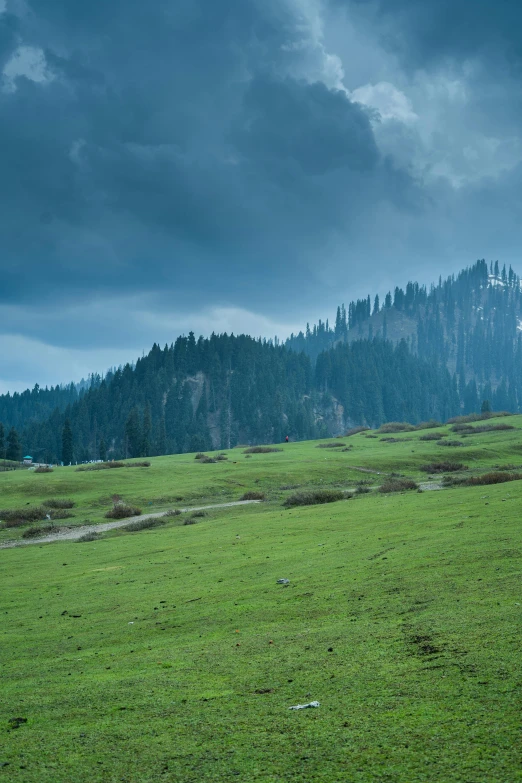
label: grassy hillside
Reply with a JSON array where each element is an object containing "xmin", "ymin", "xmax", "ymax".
[{"xmin": 1, "ymin": 417, "xmax": 521, "ymax": 781}]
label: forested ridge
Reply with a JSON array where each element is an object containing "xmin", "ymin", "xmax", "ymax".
[{"xmin": 0, "ymin": 260, "xmax": 520, "ymax": 463}]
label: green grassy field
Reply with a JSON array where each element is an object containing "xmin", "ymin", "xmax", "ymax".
[{"xmin": 1, "ymin": 417, "xmax": 521, "ymax": 781}]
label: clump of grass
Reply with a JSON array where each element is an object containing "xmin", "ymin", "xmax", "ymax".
[
  {"xmin": 283, "ymin": 489, "xmax": 344, "ymax": 507},
  {"xmin": 420, "ymin": 462, "xmax": 467, "ymax": 473},
  {"xmin": 243, "ymin": 447, "xmax": 283, "ymax": 454},
  {"xmin": 124, "ymin": 517, "xmax": 166, "ymax": 532},
  {"xmin": 34, "ymin": 466, "xmax": 53, "ymax": 473},
  {"xmin": 365, "ymin": 434, "xmax": 378, "ymax": 439},
  {"xmin": 42, "ymin": 499, "xmax": 75, "ymax": 509},
  {"xmin": 104, "ymin": 504, "xmax": 142, "ymax": 519},
  {"xmin": 0, "ymin": 506, "xmax": 48, "ymax": 528},
  {"xmin": 378, "ymin": 422, "xmax": 416, "ymax": 433},
  {"xmin": 76, "ymin": 532, "xmax": 101, "ymax": 543},
  {"xmin": 22, "ymin": 524, "xmax": 60, "ymax": 538},
  {"xmin": 190, "ymin": 510, "xmax": 207, "ymax": 518},
  {"xmin": 464, "ymin": 471, "xmax": 522, "ymax": 486},
  {"xmin": 316, "ymin": 442, "xmax": 346, "ymax": 449},
  {"xmin": 378, "ymin": 479, "xmax": 418, "ymax": 493},
  {"xmin": 240, "ymin": 491, "xmax": 266, "ymax": 501},
  {"xmin": 439, "ymin": 440, "xmax": 464, "ymax": 447},
  {"xmin": 341, "ymin": 446, "xmax": 354, "ymax": 451},
  {"xmin": 345, "ymin": 426, "xmax": 370, "ymax": 436},
  {"xmin": 419, "ymin": 432, "xmax": 445, "ymax": 441},
  {"xmin": 451, "ymin": 423, "xmax": 515, "ymax": 434},
  {"xmin": 216, "ymin": 454, "xmax": 228, "ymax": 461},
  {"xmin": 380, "ymin": 437, "xmax": 402, "ymax": 443}
]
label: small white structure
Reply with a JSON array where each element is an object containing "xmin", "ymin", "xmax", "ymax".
[{"xmin": 23, "ymin": 455, "xmax": 33, "ymax": 465}]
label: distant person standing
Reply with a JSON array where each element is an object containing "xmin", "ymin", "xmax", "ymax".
[{"xmin": 285, "ymin": 435, "xmax": 289, "ymax": 443}]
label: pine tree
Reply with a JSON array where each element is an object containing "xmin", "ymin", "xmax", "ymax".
[
  {"xmin": 99, "ymin": 437, "xmax": 107, "ymax": 462},
  {"xmin": 141, "ymin": 403, "xmax": 152, "ymax": 457},
  {"xmin": 125, "ymin": 407, "xmax": 142, "ymax": 458},
  {"xmin": 6, "ymin": 427, "xmax": 21, "ymax": 462},
  {"xmin": 62, "ymin": 419, "xmax": 74, "ymax": 465},
  {"xmin": 0, "ymin": 422, "xmax": 4, "ymax": 459}
]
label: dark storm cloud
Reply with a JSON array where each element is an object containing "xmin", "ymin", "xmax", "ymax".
[
  {"xmin": 343, "ymin": 0, "xmax": 522, "ymax": 67},
  {"xmin": 0, "ymin": 0, "xmax": 418, "ymax": 316}
]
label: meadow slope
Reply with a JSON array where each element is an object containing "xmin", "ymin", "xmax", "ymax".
[{"xmin": 1, "ymin": 417, "xmax": 521, "ymax": 782}]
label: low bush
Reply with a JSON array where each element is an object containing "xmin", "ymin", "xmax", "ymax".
[
  {"xmin": 446, "ymin": 411, "xmax": 512, "ymax": 425},
  {"xmin": 22, "ymin": 524, "xmax": 60, "ymax": 538},
  {"xmin": 355, "ymin": 485, "xmax": 371, "ymax": 494},
  {"xmin": 463, "ymin": 471, "xmax": 522, "ymax": 486},
  {"xmin": 184, "ymin": 518, "xmax": 198, "ymax": 525},
  {"xmin": 420, "ymin": 462, "xmax": 467, "ymax": 473},
  {"xmin": 42, "ymin": 498, "xmax": 75, "ymax": 509},
  {"xmin": 243, "ymin": 447, "xmax": 283, "ymax": 454},
  {"xmin": 240, "ymin": 491, "xmax": 266, "ymax": 501},
  {"xmin": 50, "ymin": 510, "xmax": 75, "ymax": 520},
  {"xmin": 380, "ymin": 437, "xmax": 401, "ymax": 443},
  {"xmin": 124, "ymin": 517, "xmax": 166, "ymax": 532},
  {"xmin": 199, "ymin": 456, "xmax": 217, "ymax": 464},
  {"xmin": 341, "ymin": 446, "xmax": 354, "ymax": 451},
  {"xmin": 378, "ymin": 479, "xmax": 418, "ymax": 493},
  {"xmin": 190, "ymin": 510, "xmax": 207, "ymax": 518},
  {"xmin": 162, "ymin": 509, "xmax": 182, "ymax": 518},
  {"xmin": 216, "ymin": 455, "xmax": 228, "ymax": 461},
  {"xmin": 283, "ymin": 489, "xmax": 344, "ymax": 507},
  {"xmin": 345, "ymin": 426, "xmax": 370, "ymax": 437},
  {"xmin": 439, "ymin": 440, "xmax": 464, "ymax": 447},
  {"xmin": 76, "ymin": 532, "xmax": 101, "ymax": 543},
  {"xmin": 419, "ymin": 432, "xmax": 445, "ymax": 441},
  {"xmin": 34, "ymin": 466, "xmax": 53, "ymax": 473},
  {"xmin": 76, "ymin": 461, "xmax": 150, "ymax": 472},
  {"xmin": 365, "ymin": 434, "xmax": 378, "ymax": 438},
  {"xmin": 451, "ymin": 423, "xmax": 515, "ymax": 434},
  {"xmin": 316, "ymin": 442, "xmax": 346, "ymax": 448},
  {"xmin": 104, "ymin": 504, "xmax": 142, "ymax": 519},
  {"xmin": 378, "ymin": 422, "xmax": 416, "ymax": 433},
  {"xmin": 415, "ymin": 420, "xmax": 443, "ymax": 430},
  {"xmin": 0, "ymin": 506, "xmax": 48, "ymax": 528},
  {"xmin": 195, "ymin": 453, "xmax": 206, "ymax": 460}
]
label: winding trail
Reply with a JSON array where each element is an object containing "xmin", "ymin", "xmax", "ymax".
[{"xmin": 0, "ymin": 500, "xmax": 261, "ymax": 549}]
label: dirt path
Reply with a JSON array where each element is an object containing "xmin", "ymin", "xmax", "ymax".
[{"xmin": 0, "ymin": 500, "xmax": 262, "ymax": 549}]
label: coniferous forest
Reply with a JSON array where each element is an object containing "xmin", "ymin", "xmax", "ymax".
[{"xmin": 1, "ymin": 260, "xmax": 521, "ymax": 463}]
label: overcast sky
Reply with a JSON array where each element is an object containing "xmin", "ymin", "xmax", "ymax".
[{"xmin": 1, "ymin": 0, "xmax": 522, "ymax": 393}]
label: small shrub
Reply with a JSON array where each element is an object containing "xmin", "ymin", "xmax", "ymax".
[
  {"xmin": 446, "ymin": 411, "xmax": 512, "ymax": 425},
  {"xmin": 365, "ymin": 434, "xmax": 378, "ymax": 439},
  {"xmin": 126, "ymin": 461, "xmax": 151, "ymax": 468},
  {"xmin": 316, "ymin": 442, "xmax": 346, "ymax": 448},
  {"xmin": 378, "ymin": 422, "xmax": 416, "ymax": 433},
  {"xmin": 240, "ymin": 491, "xmax": 266, "ymax": 501},
  {"xmin": 216, "ymin": 455, "xmax": 228, "ymax": 461},
  {"xmin": 195, "ymin": 453, "xmax": 206, "ymax": 460},
  {"xmin": 345, "ymin": 426, "xmax": 370, "ymax": 437},
  {"xmin": 378, "ymin": 479, "xmax": 418, "ymax": 493},
  {"xmin": 415, "ymin": 420, "xmax": 443, "ymax": 430},
  {"xmin": 105, "ymin": 504, "xmax": 142, "ymax": 519},
  {"xmin": 34, "ymin": 466, "xmax": 53, "ymax": 473},
  {"xmin": 419, "ymin": 432, "xmax": 445, "ymax": 441},
  {"xmin": 283, "ymin": 489, "xmax": 344, "ymax": 507},
  {"xmin": 341, "ymin": 446, "xmax": 354, "ymax": 451},
  {"xmin": 162, "ymin": 509, "xmax": 182, "ymax": 518},
  {"xmin": 199, "ymin": 456, "xmax": 217, "ymax": 464},
  {"xmin": 356, "ymin": 485, "xmax": 371, "ymax": 494},
  {"xmin": 463, "ymin": 471, "xmax": 522, "ymax": 486},
  {"xmin": 439, "ymin": 440, "xmax": 464, "ymax": 447},
  {"xmin": 42, "ymin": 499, "xmax": 75, "ymax": 509},
  {"xmin": 245, "ymin": 454, "xmax": 252, "ymax": 459},
  {"xmin": 190, "ymin": 510, "xmax": 207, "ymax": 518},
  {"xmin": 77, "ymin": 532, "xmax": 101, "ymax": 543},
  {"xmin": 452, "ymin": 423, "xmax": 515, "ymax": 434},
  {"xmin": 0, "ymin": 506, "xmax": 48, "ymax": 528},
  {"xmin": 124, "ymin": 517, "xmax": 166, "ymax": 532},
  {"xmin": 243, "ymin": 447, "xmax": 283, "ymax": 454},
  {"xmin": 420, "ymin": 462, "xmax": 467, "ymax": 473},
  {"xmin": 380, "ymin": 437, "xmax": 401, "ymax": 443},
  {"xmin": 49, "ymin": 510, "xmax": 75, "ymax": 520},
  {"xmin": 184, "ymin": 517, "xmax": 198, "ymax": 525},
  {"xmin": 22, "ymin": 524, "xmax": 60, "ymax": 538},
  {"xmin": 76, "ymin": 461, "xmax": 125, "ymax": 472}
]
